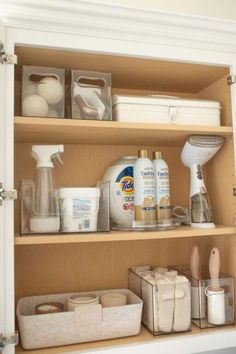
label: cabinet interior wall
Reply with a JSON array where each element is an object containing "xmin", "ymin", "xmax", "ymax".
[{"xmin": 14, "ymin": 46, "xmax": 236, "ymax": 319}]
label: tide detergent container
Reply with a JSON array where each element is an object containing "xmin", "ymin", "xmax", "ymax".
[{"xmin": 103, "ymin": 156, "xmax": 137, "ymax": 227}]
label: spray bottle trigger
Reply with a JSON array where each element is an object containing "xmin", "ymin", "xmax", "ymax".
[{"xmin": 52, "ymin": 153, "xmax": 63, "ymax": 167}]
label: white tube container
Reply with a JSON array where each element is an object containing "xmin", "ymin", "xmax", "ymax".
[
  {"xmin": 59, "ymin": 187, "xmax": 100, "ymax": 232},
  {"xmin": 205, "ymin": 287, "xmax": 225, "ymax": 325},
  {"xmin": 153, "ymin": 151, "xmax": 171, "ymax": 226},
  {"xmin": 134, "ymin": 150, "xmax": 156, "ymax": 226}
]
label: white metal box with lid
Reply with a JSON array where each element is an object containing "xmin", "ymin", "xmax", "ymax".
[{"xmin": 112, "ymin": 95, "xmax": 221, "ymax": 126}]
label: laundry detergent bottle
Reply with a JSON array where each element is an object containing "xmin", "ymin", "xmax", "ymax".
[{"xmin": 103, "ymin": 156, "xmax": 137, "ymax": 228}]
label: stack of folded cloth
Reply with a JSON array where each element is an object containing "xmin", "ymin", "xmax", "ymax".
[{"xmin": 131, "ymin": 266, "xmax": 191, "ymax": 334}]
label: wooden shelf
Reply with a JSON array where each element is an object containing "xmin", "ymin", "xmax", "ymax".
[
  {"xmin": 14, "ymin": 225, "xmax": 236, "ymax": 245},
  {"xmin": 16, "ymin": 325, "xmax": 236, "ymax": 354},
  {"xmin": 14, "ymin": 117, "xmax": 232, "ymax": 146}
]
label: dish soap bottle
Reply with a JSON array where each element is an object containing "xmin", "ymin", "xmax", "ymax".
[
  {"xmin": 153, "ymin": 151, "xmax": 171, "ymax": 226},
  {"xmin": 134, "ymin": 149, "xmax": 156, "ymax": 226},
  {"xmin": 30, "ymin": 145, "xmax": 64, "ymax": 233}
]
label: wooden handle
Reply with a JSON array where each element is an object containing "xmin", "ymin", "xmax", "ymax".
[
  {"xmin": 190, "ymin": 245, "xmax": 200, "ymax": 286},
  {"xmin": 209, "ymin": 247, "xmax": 221, "ymax": 290}
]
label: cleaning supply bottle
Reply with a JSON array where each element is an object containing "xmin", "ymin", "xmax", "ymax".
[
  {"xmin": 30, "ymin": 145, "xmax": 64, "ymax": 233},
  {"xmin": 134, "ymin": 149, "xmax": 156, "ymax": 226},
  {"xmin": 153, "ymin": 151, "xmax": 171, "ymax": 226}
]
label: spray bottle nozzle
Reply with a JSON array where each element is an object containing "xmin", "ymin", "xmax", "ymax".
[
  {"xmin": 52, "ymin": 153, "xmax": 63, "ymax": 167},
  {"xmin": 31, "ymin": 145, "xmax": 64, "ymax": 168}
]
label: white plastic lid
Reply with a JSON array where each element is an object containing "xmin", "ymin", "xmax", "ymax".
[
  {"xmin": 58, "ymin": 187, "xmax": 100, "ymax": 199},
  {"xmin": 112, "ymin": 94, "xmax": 221, "ymax": 109}
]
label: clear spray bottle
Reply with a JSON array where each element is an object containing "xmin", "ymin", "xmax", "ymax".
[{"xmin": 30, "ymin": 145, "xmax": 64, "ymax": 233}]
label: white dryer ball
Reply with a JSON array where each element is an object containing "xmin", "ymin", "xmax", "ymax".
[
  {"xmin": 23, "ymin": 83, "xmax": 37, "ymax": 98},
  {"xmin": 22, "ymin": 94, "xmax": 49, "ymax": 117},
  {"xmin": 37, "ymin": 76, "xmax": 64, "ymax": 105},
  {"xmin": 48, "ymin": 107, "xmax": 59, "ymax": 118}
]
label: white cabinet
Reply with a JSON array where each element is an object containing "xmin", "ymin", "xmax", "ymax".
[{"xmin": 1, "ymin": 1, "xmax": 236, "ymax": 353}]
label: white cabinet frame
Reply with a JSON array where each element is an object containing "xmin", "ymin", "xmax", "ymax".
[{"xmin": 1, "ymin": 1, "xmax": 236, "ymax": 353}]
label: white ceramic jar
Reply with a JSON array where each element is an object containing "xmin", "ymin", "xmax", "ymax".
[
  {"xmin": 67, "ymin": 294, "xmax": 99, "ymax": 311},
  {"xmin": 103, "ymin": 156, "xmax": 137, "ymax": 227}
]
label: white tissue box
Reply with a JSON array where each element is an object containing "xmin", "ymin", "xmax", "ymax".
[
  {"xmin": 129, "ymin": 266, "xmax": 191, "ymax": 335},
  {"xmin": 17, "ymin": 289, "xmax": 143, "ymax": 349}
]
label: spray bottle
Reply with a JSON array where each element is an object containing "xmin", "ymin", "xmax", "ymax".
[{"xmin": 30, "ymin": 145, "xmax": 64, "ymax": 233}]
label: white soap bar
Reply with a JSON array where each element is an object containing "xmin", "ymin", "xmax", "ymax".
[{"xmin": 101, "ymin": 293, "xmax": 127, "ymax": 307}]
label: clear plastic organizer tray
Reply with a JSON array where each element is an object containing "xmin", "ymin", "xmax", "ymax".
[
  {"xmin": 128, "ymin": 266, "xmax": 191, "ymax": 336},
  {"xmin": 20, "ymin": 181, "xmax": 110, "ymax": 235},
  {"xmin": 17, "ymin": 289, "xmax": 143, "ymax": 349},
  {"xmin": 176, "ymin": 265, "xmax": 235, "ymax": 329}
]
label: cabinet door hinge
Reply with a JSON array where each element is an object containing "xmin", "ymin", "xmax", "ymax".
[
  {"xmin": 0, "ymin": 332, "xmax": 18, "ymax": 352},
  {"xmin": 233, "ymin": 187, "xmax": 236, "ymax": 196},
  {"xmin": 0, "ymin": 42, "xmax": 17, "ymax": 65},
  {"xmin": 0, "ymin": 183, "xmax": 18, "ymax": 205},
  {"xmin": 227, "ymin": 75, "xmax": 236, "ymax": 86}
]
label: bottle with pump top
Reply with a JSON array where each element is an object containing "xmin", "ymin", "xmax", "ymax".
[
  {"xmin": 134, "ymin": 149, "xmax": 156, "ymax": 227},
  {"xmin": 153, "ymin": 151, "xmax": 171, "ymax": 227},
  {"xmin": 30, "ymin": 145, "xmax": 64, "ymax": 233}
]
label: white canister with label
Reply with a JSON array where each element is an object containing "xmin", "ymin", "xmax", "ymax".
[
  {"xmin": 59, "ymin": 187, "xmax": 100, "ymax": 232},
  {"xmin": 103, "ymin": 156, "xmax": 137, "ymax": 227}
]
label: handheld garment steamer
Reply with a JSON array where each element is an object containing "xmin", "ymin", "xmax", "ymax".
[{"xmin": 181, "ymin": 136, "xmax": 224, "ymax": 228}]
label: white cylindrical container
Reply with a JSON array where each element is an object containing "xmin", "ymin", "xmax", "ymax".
[
  {"xmin": 205, "ymin": 287, "xmax": 225, "ymax": 325},
  {"xmin": 191, "ymin": 286, "xmax": 206, "ymax": 319},
  {"xmin": 153, "ymin": 151, "xmax": 171, "ymax": 226},
  {"xmin": 103, "ymin": 156, "xmax": 137, "ymax": 227},
  {"xmin": 134, "ymin": 150, "xmax": 156, "ymax": 226},
  {"xmin": 58, "ymin": 187, "xmax": 100, "ymax": 232},
  {"xmin": 67, "ymin": 294, "xmax": 99, "ymax": 311}
]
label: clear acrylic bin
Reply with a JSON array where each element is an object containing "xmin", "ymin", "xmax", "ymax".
[
  {"xmin": 22, "ymin": 65, "xmax": 65, "ymax": 118},
  {"xmin": 20, "ymin": 181, "xmax": 110, "ymax": 235},
  {"xmin": 128, "ymin": 266, "xmax": 191, "ymax": 336},
  {"xmin": 176, "ymin": 265, "xmax": 234, "ymax": 329},
  {"xmin": 71, "ymin": 70, "xmax": 112, "ymax": 120}
]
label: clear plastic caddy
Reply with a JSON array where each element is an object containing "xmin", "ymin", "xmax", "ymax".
[
  {"xmin": 22, "ymin": 65, "xmax": 65, "ymax": 118},
  {"xmin": 71, "ymin": 70, "xmax": 112, "ymax": 120},
  {"xmin": 176, "ymin": 265, "xmax": 234, "ymax": 329},
  {"xmin": 128, "ymin": 266, "xmax": 191, "ymax": 336},
  {"xmin": 20, "ymin": 181, "xmax": 110, "ymax": 235}
]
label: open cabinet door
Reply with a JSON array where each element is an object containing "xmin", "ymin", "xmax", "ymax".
[{"xmin": 0, "ymin": 22, "xmax": 17, "ymax": 353}]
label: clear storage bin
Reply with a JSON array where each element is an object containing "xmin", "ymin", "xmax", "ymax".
[
  {"xmin": 128, "ymin": 266, "xmax": 191, "ymax": 336},
  {"xmin": 71, "ymin": 70, "xmax": 112, "ymax": 120},
  {"xmin": 20, "ymin": 181, "xmax": 110, "ymax": 235},
  {"xmin": 17, "ymin": 289, "xmax": 142, "ymax": 349},
  {"xmin": 21, "ymin": 65, "xmax": 65, "ymax": 118},
  {"xmin": 176, "ymin": 265, "xmax": 234, "ymax": 329}
]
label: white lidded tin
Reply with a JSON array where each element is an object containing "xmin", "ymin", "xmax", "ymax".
[
  {"xmin": 112, "ymin": 95, "xmax": 221, "ymax": 126},
  {"xmin": 58, "ymin": 187, "xmax": 100, "ymax": 232}
]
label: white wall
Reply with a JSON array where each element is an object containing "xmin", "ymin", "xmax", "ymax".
[{"xmin": 90, "ymin": 0, "xmax": 236, "ymax": 21}]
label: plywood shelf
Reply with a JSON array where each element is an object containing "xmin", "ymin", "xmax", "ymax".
[
  {"xmin": 14, "ymin": 117, "xmax": 232, "ymax": 146},
  {"xmin": 14, "ymin": 225, "xmax": 236, "ymax": 245},
  {"xmin": 15, "ymin": 325, "xmax": 236, "ymax": 354}
]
